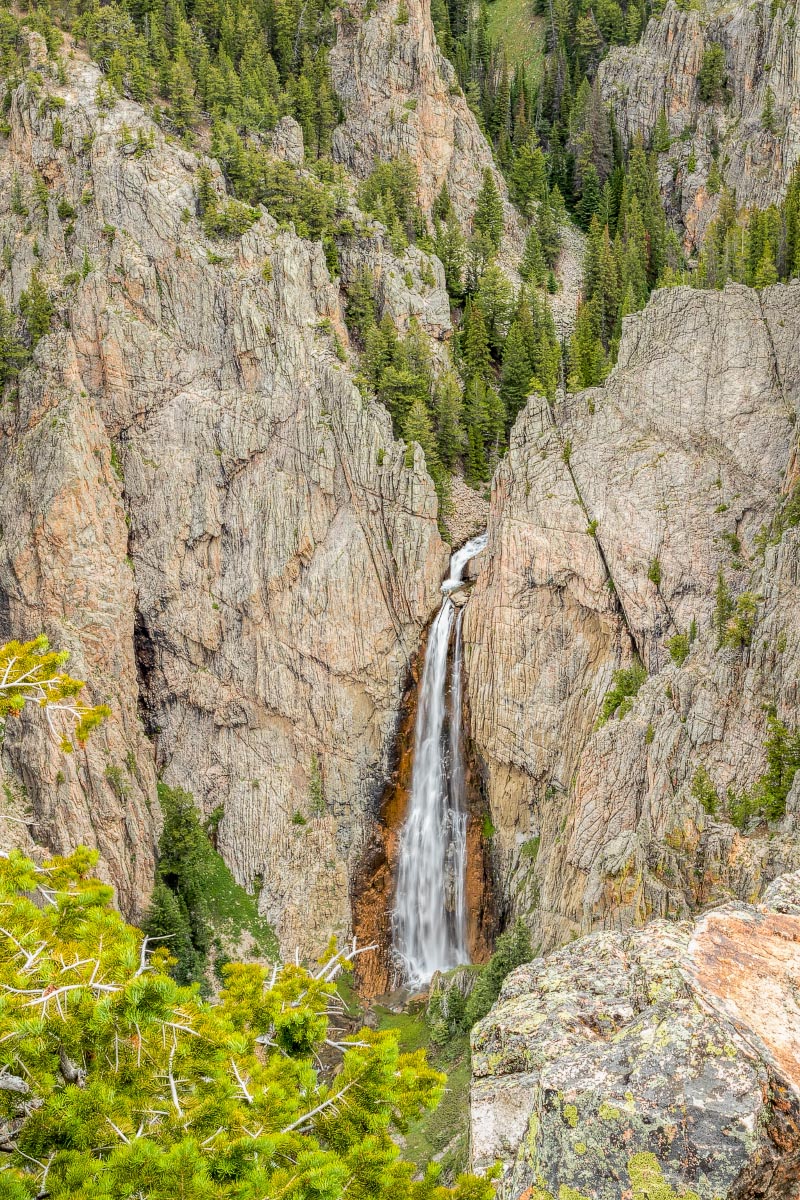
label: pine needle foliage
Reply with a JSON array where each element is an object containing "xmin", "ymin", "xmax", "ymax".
[
  {"xmin": 0, "ymin": 635, "xmax": 110, "ymax": 752},
  {"xmin": 0, "ymin": 850, "xmax": 495, "ymax": 1200}
]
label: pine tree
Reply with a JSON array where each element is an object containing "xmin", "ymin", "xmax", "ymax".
[
  {"xmin": 570, "ymin": 299, "xmax": 607, "ymax": 389},
  {"xmin": 519, "ymin": 225, "xmax": 547, "ymax": 284},
  {"xmin": 461, "ymin": 299, "xmax": 492, "ymax": 381},
  {"xmin": 434, "ymin": 371, "xmax": 466, "ymax": 468},
  {"xmin": 500, "ymin": 321, "xmax": 533, "ymax": 428},
  {"xmin": 509, "ymin": 139, "xmax": 548, "ymax": 216},
  {"xmin": 576, "ymin": 163, "xmax": 602, "ymax": 229},
  {"xmin": 0, "ymin": 297, "xmax": 26, "ymax": 387},
  {"xmin": 169, "ymin": 50, "xmax": 198, "ymax": 130},
  {"xmin": 403, "ymin": 394, "xmax": 440, "ymax": 471},
  {"xmin": 754, "ymin": 242, "xmax": 778, "ymax": 288},
  {"xmin": 473, "ymin": 167, "xmax": 504, "ymax": 251},
  {"xmin": 653, "ymin": 108, "xmax": 670, "ymax": 153},
  {"xmin": 761, "ymin": 84, "xmax": 777, "ymax": 135},
  {"xmin": 0, "ymin": 846, "xmax": 495, "ymax": 1200},
  {"xmin": 19, "ymin": 272, "xmax": 53, "ymax": 349}
]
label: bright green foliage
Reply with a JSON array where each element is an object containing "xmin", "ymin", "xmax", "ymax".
[
  {"xmin": 652, "ymin": 108, "xmax": 670, "ymax": 152},
  {"xmin": 74, "ymin": 0, "xmax": 340, "ymax": 157},
  {"xmin": 752, "ymin": 712, "xmax": 800, "ymax": 821},
  {"xmin": 666, "ymin": 632, "xmax": 689, "ymax": 666},
  {"xmin": 690, "ymin": 765, "xmax": 719, "ymax": 815},
  {"xmin": 0, "ymin": 635, "xmax": 110, "ymax": 752},
  {"xmin": 144, "ymin": 783, "xmax": 277, "ymax": 989},
  {"xmin": 18, "ymin": 271, "xmax": 53, "ymax": 348},
  {"xmin": 464, "ymin": 919, "xmax": 532, "ymax": 1028},
  {"xmin": 0, "ymin": 851, "xmax": 492, "ymax": 1200},
  {"xmin": 429, "ymin": 919, "xmax": 533, "ymax": 1047},
  {"xmin": 598, "ymin": 661, "xmax": 647, "ymax": 726},
  {"xmin": 719, "ymin": 591, "xmax": 759, "ymax": 650}
]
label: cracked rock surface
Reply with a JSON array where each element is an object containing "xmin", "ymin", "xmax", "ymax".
[
  {"xmin": 0, "ymin": 42, "xmax": 448, "ymax": 948},
  {"xmin": 464, "ymin": 283, "xmax": 800, "ymax": 956},
  {"xmin": 471, "ymin": 869, "xmax": 800, "ymax": 1198}
]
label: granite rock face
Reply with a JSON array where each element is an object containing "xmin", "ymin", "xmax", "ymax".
[
  {"xmin": 464, "ymin": 283, "xmax": 800, "ymax": 954},
  {"xmin": 330, "ymin": 0, "xmax": 524, "ymax": 267},
  {"xmin": 598, "ymin": 0, "xmax": 800, "ymax": 247},
  {"xmin": 0, "ymin": 41, "xmax": 448, "ymax": 946},
  {"xmin": 471, "ymin": 870, "xmax": 800, "ymax": 1198}
]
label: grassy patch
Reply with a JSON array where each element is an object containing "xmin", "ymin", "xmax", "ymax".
[
  {"xmin": 486, "ymin": 0, "xmax": 546, "ymax": 77},
  {"xmin": 201, "ymin": 848, "xmax": 278, "ymax": 959},
  {"xmin": 375, "ymin": 1002, "xmax": 471, "ymax": 1179}
]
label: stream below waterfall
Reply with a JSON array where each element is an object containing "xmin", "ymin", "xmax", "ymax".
[{"xmin": 392, "ymin": 532, "xmax": 488, "ymax": 988}]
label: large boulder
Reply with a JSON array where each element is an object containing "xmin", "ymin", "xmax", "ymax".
[{"xmin": 471, "ymin": 871, "xmax": 800, "ymax": 1198}]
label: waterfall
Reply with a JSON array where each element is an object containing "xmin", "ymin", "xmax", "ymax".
[{"xmin": 392, "ymin": 531, "xmax": 488, "ymax": 988}]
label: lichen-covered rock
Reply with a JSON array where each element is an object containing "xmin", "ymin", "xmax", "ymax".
[
  {"xmin": 471, "ymin": 872, "xmax": 800, "ymax": 1197},
  {"xmin": 598, "ymin": 0, "xmax": 800, "ymax": 248},
  {"xmin": 0, "ymin": 42, "xmax": 448, "ymax": 946},
  {"xmin": 330, "ymin": 0, "xmax": 524, "ymax": 268},
  {"xmin": 464, "ymin": 283, "xmax": 800, "ymax": 954}
]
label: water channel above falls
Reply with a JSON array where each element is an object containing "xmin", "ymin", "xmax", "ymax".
[{"xmin": 392, "ymin": 532, "xmax": 489, "ymax": 988}]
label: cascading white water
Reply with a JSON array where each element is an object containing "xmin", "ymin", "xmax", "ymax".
[{"xmin": 393, "ymin": 531, "xmax": 488, "ymax": 988}]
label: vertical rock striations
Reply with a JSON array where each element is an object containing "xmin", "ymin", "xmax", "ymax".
[
  {"xmin": 0, "ymin": 42, "xmax": 448, "ymax": 949},
  {"xmin": 464, "ymin": 282, "xmax": 800, "ymax": 953},
  {"xmin": 330, "ymin": 0, "xmax": 524, "ymax": 266}
]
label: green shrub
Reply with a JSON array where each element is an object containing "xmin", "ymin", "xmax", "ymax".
[
  {"xmin": 464, "ymin": 920, "xmax": 533, "ymax": 1029},
  {"xmin": 691, "ymin": 765, "xmax": 718, "ymax": 815},
  {"xmin": 720, "ymin": 592, "xmax": 759, "ymax": 649},
  {"xmin": 647, "ymin": 559, "xmax": 662, "ymax": 586},
  {"xmin": 666, "ymin": 632, "xmax": 689, "ymax": 666},
  {"xmin": 598, "ymin": 662, "xmax": 647, "ymax": 726}
]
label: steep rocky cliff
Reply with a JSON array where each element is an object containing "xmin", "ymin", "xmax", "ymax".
[
  {"xmin": 471, "ymin": 869, "xmax": 800, "ymax": 1198},
  {"xmin": 464, "ymin": 282, "xmax": 800, "ymax": 950},
  {"xmin": 598, "ymin": 0, "xmax": 800, "ymax": 247},
  {"xmin": 0, "ymin": 36, "xmax": 449, "ymax": 948},
  {"xmin": 331, "ymin": 0, "xmax": 524, "ymax": 266}
]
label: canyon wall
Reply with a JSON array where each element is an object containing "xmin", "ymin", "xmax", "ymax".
[
  {"xmin": 331, "ymin": 0, "xmax": 524, "ymax": 267},
  {"xmin": 0, "ymin": 38, "xmax": 449, "ymax": 950},
  {"xmin": 464, "ymin": 281, "xmax": 800, "ymax": 952},
  {"xmin": 598, "ymin": 0, "xmax": 800, "ymax": 246}
]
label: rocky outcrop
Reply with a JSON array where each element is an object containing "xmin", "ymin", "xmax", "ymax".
[
  {"xmin": 337, "ymin": 226, "xmax": 452, "ymax": 340},
  {"xmin": 0, "ymin": 39, "xmax": 448, "ymax": 947},
  {"xmin": 598, "ymin": 0, "xmax": 800, "ymax": 247},
  {"xmin": 330, "ymin": 0, "xmax": 524, "ymax": 267},
  {"xmin": 464, "ymin": 282, "xmax": 800, "ymax": 954},
  {"xmin": 470, "ymin": 870, "xmax": 800, "ymax": 1198}
]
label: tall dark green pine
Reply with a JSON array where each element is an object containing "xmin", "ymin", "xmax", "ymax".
[
  {"xmin": 576, "ymin": 163, "xmax": 602, "ymax": 230},
  {"xmin": 500, "ymin": 321, "xmax": 533, "ymax": 429},
  {"xmin": 474, "ymin": 167, "xmax": 504, "ymax": 251}
]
